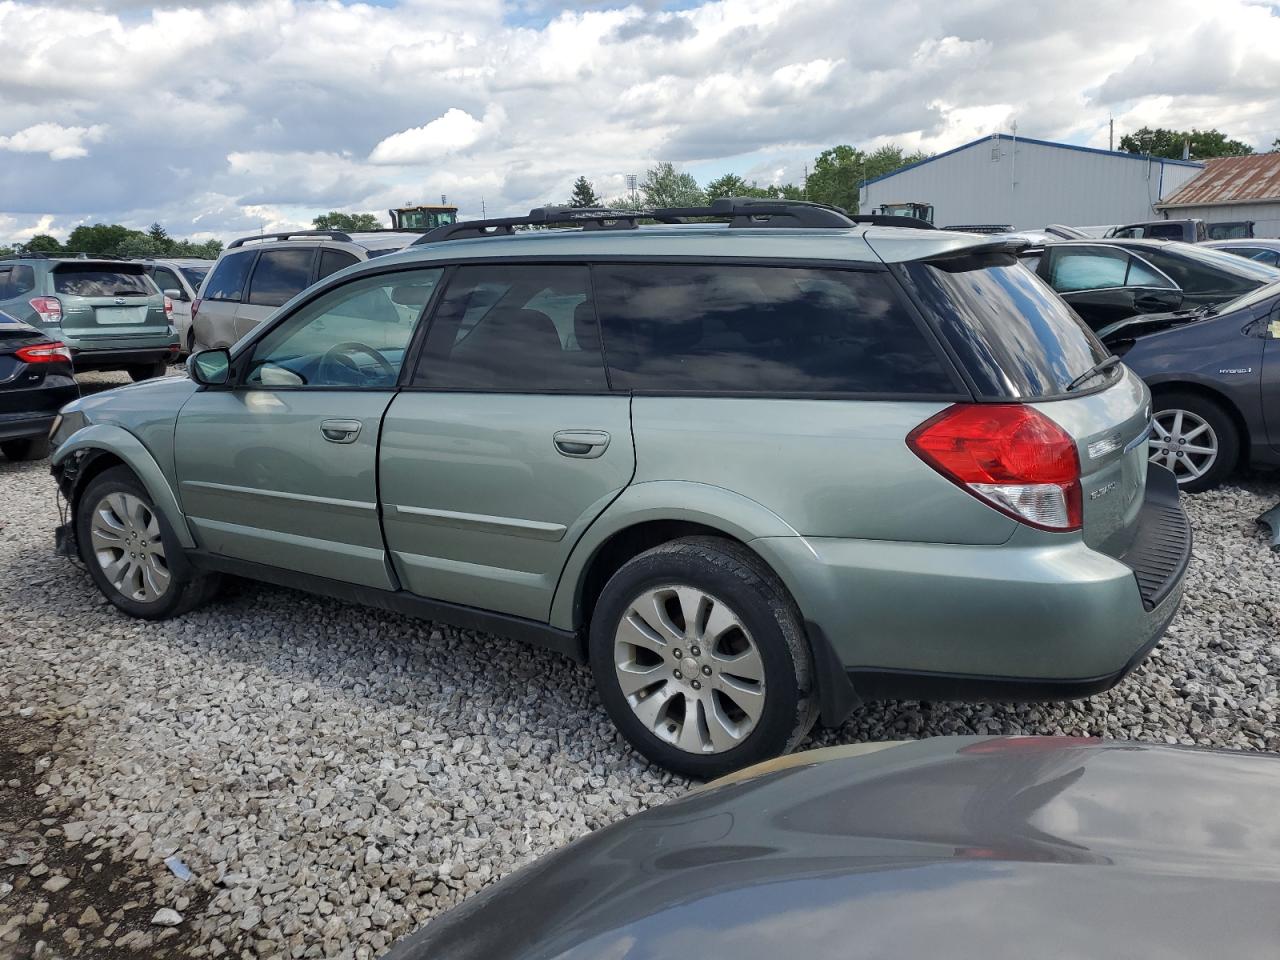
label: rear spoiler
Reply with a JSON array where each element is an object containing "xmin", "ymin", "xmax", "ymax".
[{"xmin": 907, "ymin": 238, "xmax": 1033, "ymax": 264}]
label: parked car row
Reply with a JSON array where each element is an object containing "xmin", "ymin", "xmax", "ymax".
[{"xmin": 47, "ymin": 199, "xmax": 1192, "ymax": 778}]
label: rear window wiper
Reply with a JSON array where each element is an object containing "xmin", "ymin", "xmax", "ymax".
[{"xmin": 1065, "ymin": 355, "xmax": 1121, "ymax": 392}]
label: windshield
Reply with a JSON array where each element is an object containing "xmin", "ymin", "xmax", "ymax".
[
  {"xmin": 1211, "ymin": 279, "xmax": 1280, "ymax": 316},
  {"xmin": 898, "ymin": 253, "xmax": 1112, "ymax": 399},
  {"xmin": 180, "ymin": 266, "xmax": 210, "ymax": 288}
]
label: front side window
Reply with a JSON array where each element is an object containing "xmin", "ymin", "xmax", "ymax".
[
  {"xmin": 317, "ymin": 249, "xmax": 360, "ymax": 281},
  {"xmin": 152, "ymin": 267, "xmax": 184, "ymax": 297},
  {"xmin": 52, "ymin": 267, "xmax": 153, "ymax": 298},
  {"xmin": 593, "ymin": 263, "xmax": 956, "ymax": 395},
  {"xmin": 1123, "ymin": 256, "xmax": 1177, "ymax": 288},
  {"xmin": 411, "ymin": 264, "xmax": 607, "ymax": 392},
  {"xmin": 246, "ymin": 249, "xmax": 315, "ymax": 307},
  {"xmin": 244, "ymin": 269, "xmax": 442, "ymax": 388},
  {"xmin": 203, "ymin": 251, "xmax": 256, "ymax": 302}
]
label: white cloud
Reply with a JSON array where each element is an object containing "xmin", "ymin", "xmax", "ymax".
[
  {"xmin": 3, "ymin": 0, "xmax": 1280, "ymax": 245},
  {"xmin": 368, "ymin": 107, "xmax": 503, "ymax": 164},
  {"xmin": 0, "ymin": 122, "xmax": 107, "ymax": 160}
]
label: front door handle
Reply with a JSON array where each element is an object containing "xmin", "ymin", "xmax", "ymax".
[
  {"xmin": 554, "ymin": 430, "xmax": 610, "ymax": 459},
  {"xmin": 320, "ymin": 419, "xmax": 362, "ymax": 444}
]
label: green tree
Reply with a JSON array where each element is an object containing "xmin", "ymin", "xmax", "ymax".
[
  {"xmin": 23, "ymin": 234, "xmax": 62, "ymax": 253},
  {"xmin": 704, "ymin": 173, "xmax": 773, "ymax": 200},
  {"xmin": 638, "ymin": 162, "xmax": 705, "ymax": 208},
  {"xmin": 147, "ymin": 222, "xmax": 171, "ymax": 248},
  {"xmin": 1271, "ymin": 136, "xmax": 1279, "ymax": 152},
  {"xmin": 313, "ymin": 211, "xmax": 383, "ymax": 231},
  {"xmin": 65, "ymin": 223, "xmax": 135, "ymax": 255},
  {"xmin": 1119, "ymin": 127, "xmax": 1253, "ymax": 160},
  {"xmin": 568, "ymin": 176, "xmax": 602, "ymax": 208},
  {"xmin": 805, "ymin": 145, "xmax": 863, "ymax": 212}
]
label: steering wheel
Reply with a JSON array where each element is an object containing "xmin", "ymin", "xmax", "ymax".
[{"xmin": 318, "ymin": 341, "xmax": 395, "ymax": 385}]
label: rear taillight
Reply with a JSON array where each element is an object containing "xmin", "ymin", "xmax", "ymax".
[
  {"xmin": 29, "ymin": 297, "xmax": 62, "ymax": 325},
  {"xmin": 191, "ymin": 298, "xmax": 201, "ymax": 321},
  {"xmin": 164, "ymin": 296, "xmax": 175, "ymax": 320},
  {"xmin": 15, "ymin": 341, "xmax": 73, "ymax": 364},
  {"xmin": 907, "ymin": 404, "xmax": 1083, "ymax": 531}
]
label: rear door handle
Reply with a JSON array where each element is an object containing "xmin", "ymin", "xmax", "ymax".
[
  {"xmin": 554, "ymin": 430, "xmax": 610, "ymax": 459},
  {"xmin": 320, "ymin": 419, "xmax": 362, "ymax": 444}
]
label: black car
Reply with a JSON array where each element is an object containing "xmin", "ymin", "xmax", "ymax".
[
  {"xmin": 1099, "ymin": 280, "xmax": 1280, "ymax": 490},
  {"xmin": 1021, "ymin": 239, "xmax": 1280, "ymax": 332},
  {"xmin": 0, "ymin": 311, "xmax": 77, "ymax": 461},
  {"xmin": 383, "ymin": 737, "xmax": 1280, "ymax": 960}
]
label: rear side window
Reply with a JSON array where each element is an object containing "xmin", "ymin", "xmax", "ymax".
[
  {"xmin": 247, "ymin": 249, "xmax": 315, "ymax": 307},
  {"xmin": 151, "ymin": 266, "xmax": 184, "ymax": 296},
  {"xmin": 898, "ymin": 254, "xmax": 1110, "ymax": 399},
  {"xmin": 0, "ymin": 265, "xmax": 35, "ymax": 299},
  {"xmin": 203, "ymin": 251, "xmax": 256, "ymax": 302},
  {"xmin": 593, "ymin": 263, "xmax": 956, "ymax": 395},
  {"xmin": 52, "ymin": 267, "xmax": 153, "ymax": 298},
  {"xmin": 412, "ymin": 264, "xmax": 607, "ymax": 392},
  {"xmin": 1048, "ymin": 248, "xmax": 1129, "ymax": 291},
  {"xmin": 317, "ymin": 249, "xmax": 360, "ymax": 281}
]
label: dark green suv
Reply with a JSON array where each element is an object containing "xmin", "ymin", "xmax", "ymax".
[{"xmin": 0, "ymin": 254, "xmax": 179, "ymax": 380}]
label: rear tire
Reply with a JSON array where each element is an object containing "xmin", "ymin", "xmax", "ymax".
[
  {"xmin": 76, "ymin": 466, "xmax": 219, "ymax": 620},
  {"xmin": 1150, "ymin": 390, "xmax": 1239, "ymax": 492},
  {"xmin": 0, "ymin": 436, "xmax": 49, "ymax": 461},
  {"xmin": 589, "ymin": 536, "xmax": 816, "ymax": 780},
  {"xmin": 129, "ymin": 361, "xmax": 170, "ymax": 382}
]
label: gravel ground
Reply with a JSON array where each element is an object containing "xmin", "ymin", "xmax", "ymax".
[{"xmin": 2, "ymin": 371, "xmax": 1278, "ymax": 959}]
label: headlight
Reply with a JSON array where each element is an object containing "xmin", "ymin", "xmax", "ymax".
[{"xmin": 50, "ymin": 409, "xmax": 86, "ymax": 450}]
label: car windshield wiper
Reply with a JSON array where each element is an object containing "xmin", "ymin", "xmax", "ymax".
[{"xmin": 1066, "ymin": 355, "xmax": 1121, "ymax": 392}]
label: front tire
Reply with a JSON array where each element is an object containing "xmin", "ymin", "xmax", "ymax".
[
  {"xmin": 589, "ymin": 537, "xmax": 816, "ymax": 780},
  {"xmin": 1150, "ymin": 391, "xmax": 1239, "ymax": 492},
  {"xmin": 76, "ymin": 466, "xmax": 219, "ymax": 619},
  {"xmin": 1, "ymin": 436, "xmax": 49, "ymax": 461}
]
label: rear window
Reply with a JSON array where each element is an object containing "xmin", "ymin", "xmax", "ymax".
[
  {"xmin": 0, "ymin": 265, "xmax": 35, "ymax": 299},
  {"xmin": 53, "ymin": 266, "xmax": 153, "ymax": 298},
  {"xmin": 593, "ymin": 263, "xmax": 957, "ymax": 395},
  {"xmin": 897, "ymin": 254, "xmax": 1111, "ymax": 399},
  {"xmin": 203, "ymin": 251, "xmax": 256, "ymax": 302},
  {"xmin": 1139, "ymin": 245, "xmax": 1276, "ymax": 294}
]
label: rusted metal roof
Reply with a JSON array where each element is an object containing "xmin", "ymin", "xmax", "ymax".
[{"xmin": 1160, "ymin": 153, "xmax": 1280, "ymax": 207}]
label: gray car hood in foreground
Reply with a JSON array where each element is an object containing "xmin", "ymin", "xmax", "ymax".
[{"xmin": 384, "ymin": 737, "xmax": 1280, "ymax": 960}]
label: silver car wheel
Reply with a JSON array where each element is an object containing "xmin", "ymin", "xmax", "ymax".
[
  {"xmin": 1149, "ymin": 409, "xmax": 1218, "ymax": 484},
  {"xmin": 613, "ymin": 585, "xmax": 765, "ymax": 755},
  {"xmin": 89, "ymin": 492, "xmax": 171, "ymax": 603}
]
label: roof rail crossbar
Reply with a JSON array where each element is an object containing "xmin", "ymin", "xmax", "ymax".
[
  {"xmin": 227, "ymin": 230, "xmax": 353, "ymax": 249},
  {"xmin": 849, "ymin": 214, "xmax": 937, "ymax": 230},
  {"xmin": 413, "ymin": 197, "xmax": 857, "ymax": 245}
]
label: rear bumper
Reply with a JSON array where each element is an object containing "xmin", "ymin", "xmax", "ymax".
[
  {"xmin": 0, "ymin": 411, "xmax": 57, "ymax": 442},
  {"xmin": 753, "ymin": 464, "xmax": 1191, "ymax": 706},
  {"xmin": 69, "ymin": 343, "xmax": 179, "ymax": 370}
]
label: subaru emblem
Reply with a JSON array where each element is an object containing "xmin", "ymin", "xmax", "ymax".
[{"xmin": 114, "ymin": 297, "xmax": 126, "ymax": 305}]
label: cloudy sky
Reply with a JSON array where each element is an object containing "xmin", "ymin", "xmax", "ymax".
[{"xmin": 2, "ymin": 0, "xmax": 1280, "ymax": 244}]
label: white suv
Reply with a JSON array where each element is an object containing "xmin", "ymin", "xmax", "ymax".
[
  {"xmin": 192, "ymin": 230, "xmax": 421, "ymax": 350},
  {"xmin": 142, "ymin": 258, "xmax": 214, "ymax": 355}
]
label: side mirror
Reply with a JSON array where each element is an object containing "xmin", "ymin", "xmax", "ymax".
[
  {"xmin": 163, "ymin": 287, "xmax": 185, "ymax": 301},
  {"xmin": 188, "ymin": 348, "xmax": 231, "ymax": 386}
]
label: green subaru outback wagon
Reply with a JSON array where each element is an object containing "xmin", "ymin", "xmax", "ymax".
[
  {"xmin": 0, "ymin": 254, "xmax": 179, "ymax": 380},
  {"xmin": 49, "ymin": 200, "xmax": 1191, "ymax": 778}
]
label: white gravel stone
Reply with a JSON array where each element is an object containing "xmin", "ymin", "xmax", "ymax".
[
  {"xmin": 152, "ymin": 908, "xmax": 183, "ymax": 926},
  {"xmin": 2, "ymin": 373, "xmax": 1277, "ymax": 956}
]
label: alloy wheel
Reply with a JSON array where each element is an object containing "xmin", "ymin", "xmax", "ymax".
[
  {"xmin": 89, "ymin": 492, "xmax": 170, "ymax": 602},
  {"xmin": 613, "ymin": 585, "xmax": 765, "ymax": 755},
  {"xmin": 1149, "ymin": 409, "xmax": 1218, "ymax": 484}
]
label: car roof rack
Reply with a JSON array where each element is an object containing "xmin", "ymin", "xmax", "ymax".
[
  {"xmin": 412, "ymin": 197, "xmax": 859, "ymax": 245},
  {"xmin": 227, "ymin": 229, "xmax": 354, "ymax": 249},
  {"xmin": 848, "ymin": 214, "xmax": 936, "ymax": 229},
  {"xmin": 1, "ymin": 251, "xmax": 133, "ymax": 262}
]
